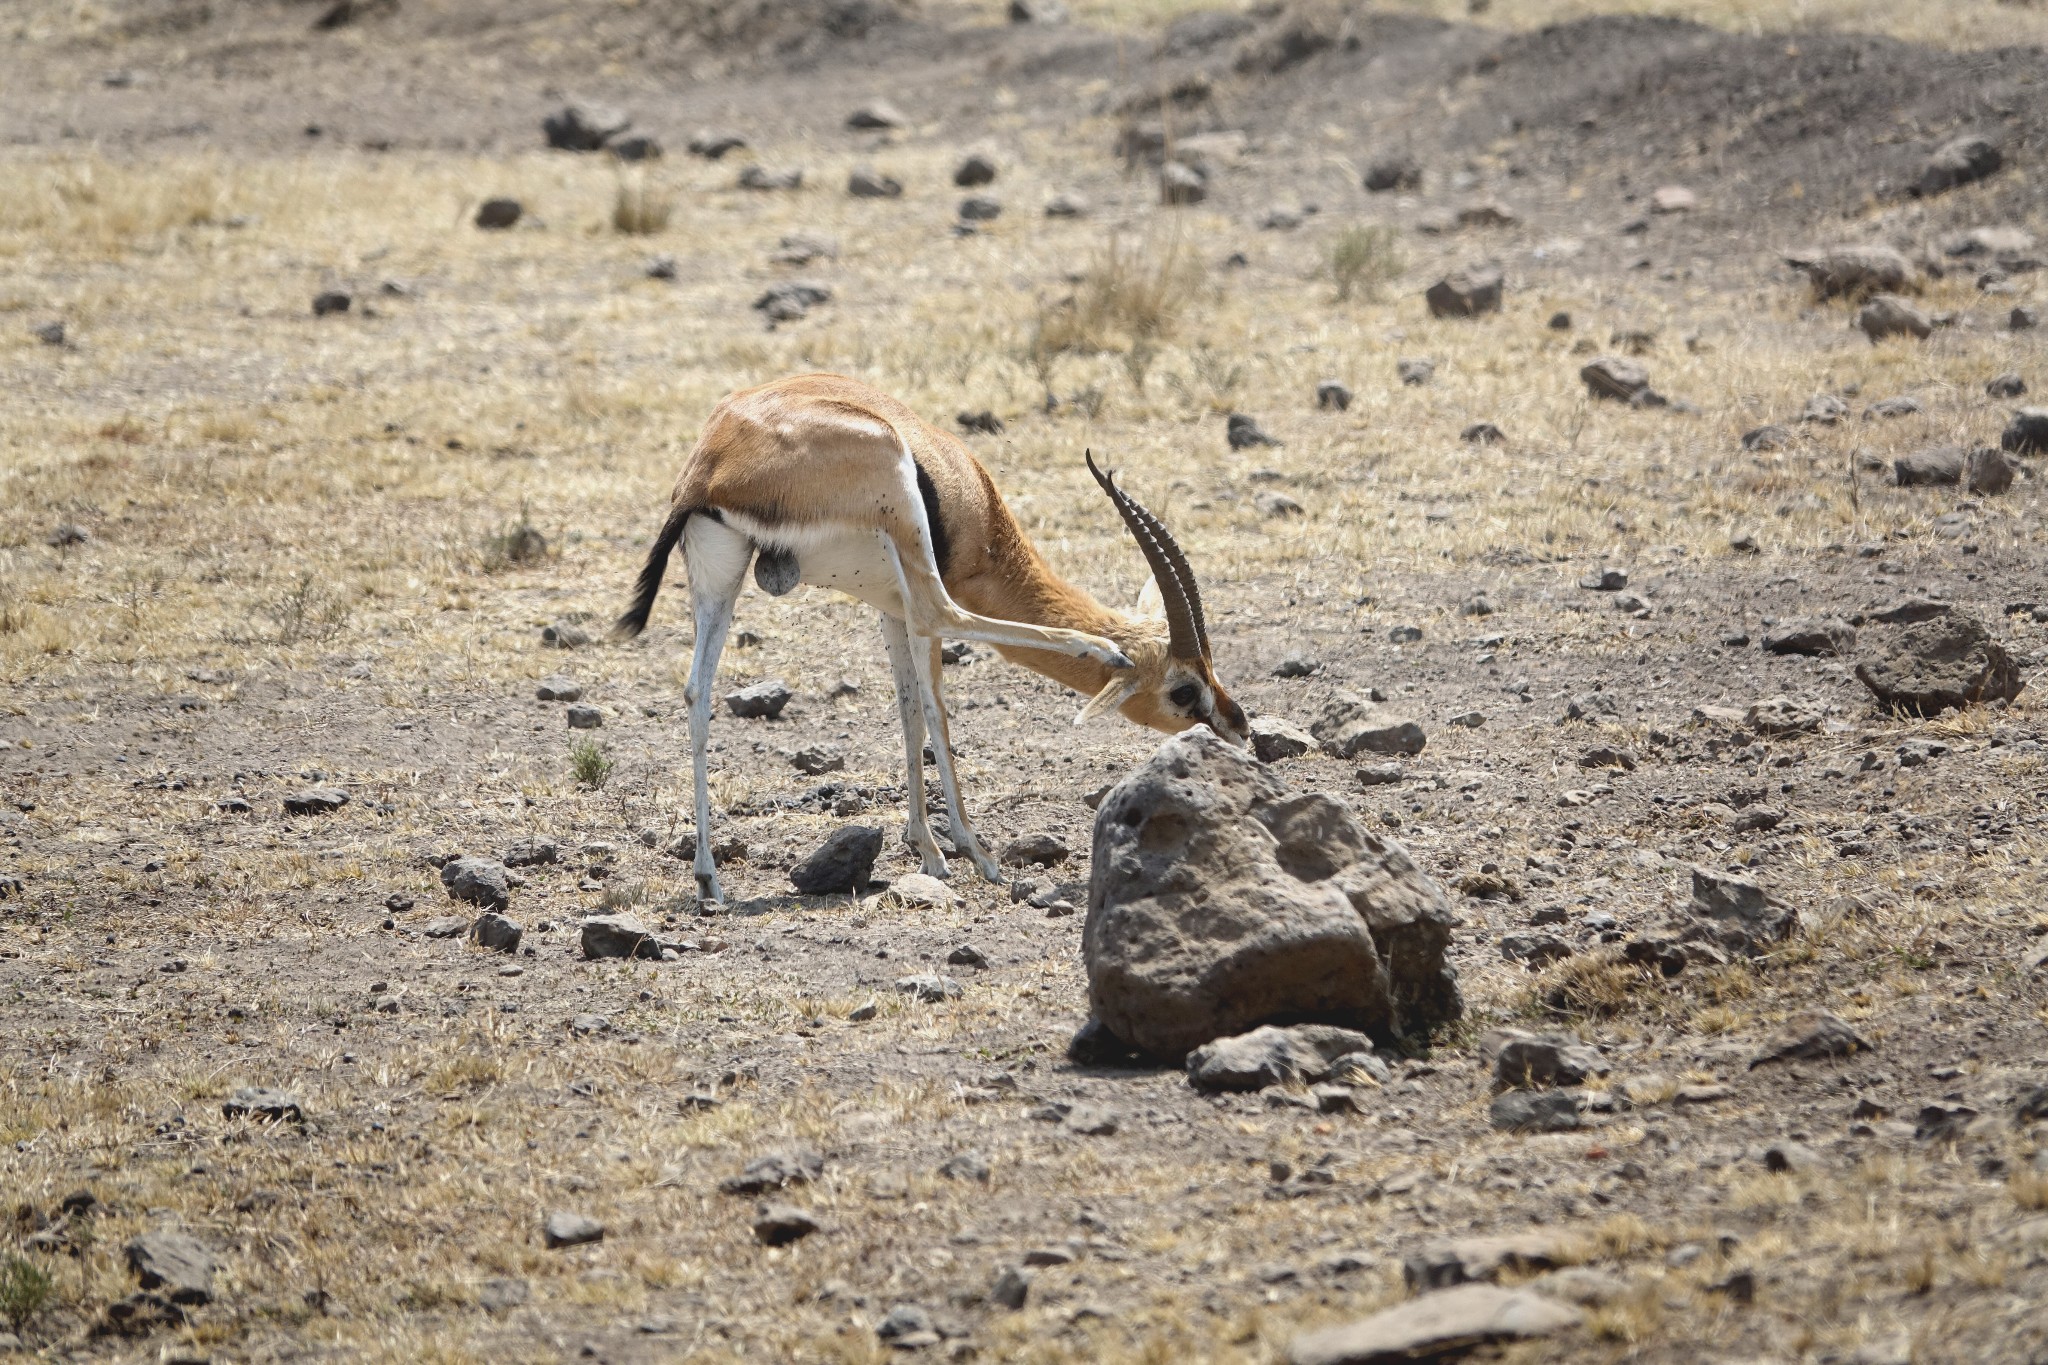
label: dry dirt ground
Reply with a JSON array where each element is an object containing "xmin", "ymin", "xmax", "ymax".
[{"xmin": 4, "ymin": 1, "xmax": 2048, "ymax": 1361}]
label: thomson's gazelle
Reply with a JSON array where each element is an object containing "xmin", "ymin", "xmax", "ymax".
[{"xmin": 615, "ymin": 372, "xmax": 1245, "ymax": 903}]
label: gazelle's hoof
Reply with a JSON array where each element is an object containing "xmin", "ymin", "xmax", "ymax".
[{"xmin": 696, "ymin": 871, "xmax": 724, "ymax": 905}]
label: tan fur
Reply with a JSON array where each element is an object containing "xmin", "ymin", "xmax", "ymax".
[{"xmin": 662, "ymin": 372, "xmax": 1244, "ymax": 740}]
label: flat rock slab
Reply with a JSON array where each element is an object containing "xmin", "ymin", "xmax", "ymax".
[
  {"xmin": 543, "ymin": 1211, "xmax": 605, "ymax": 1249},
  {"xmin": 1288, "ymin": 1284, "xmax": 1580, "ymax": 1365},
  {"xmin": 283, "ymin": 787, "xmax": 349, "ymax": 815},
  {"xmin": 125, "ymin": 1231, "xmax": 217, "ymax": 1304}
]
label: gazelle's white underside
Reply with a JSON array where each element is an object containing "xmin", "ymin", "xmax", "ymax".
[{"xmin": 709, "ymin": 509, "xmax": 904, "ymax": 615}]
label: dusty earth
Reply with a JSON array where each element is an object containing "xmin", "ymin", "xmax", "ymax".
[{"xmin": 4, "ymin": 0, "xmax": 2048, "ymax": 1361}]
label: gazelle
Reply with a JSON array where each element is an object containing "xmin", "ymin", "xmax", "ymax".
[{"xmin": 614, "ymin": 372, "xmax": 1247, "ymax": 904}]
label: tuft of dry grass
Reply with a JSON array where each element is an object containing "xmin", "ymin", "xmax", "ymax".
[{"xmin": 1331, "ymin": 224, "xmax": 1404, "ymax": 303}]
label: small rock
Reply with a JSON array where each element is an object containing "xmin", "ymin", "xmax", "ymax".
[
  {"xmin": 846, "ymin": 100, "xmax": 906, "ymax": 130},
  {"xmin": 953, "ymin": 152, "xmax": 998, "ymax": 187},
  {"xmin": 1316, "ymin": 379, "xmax": 1353, "ymax": 411},
  {"xmin": 686, "ymin": 128, "xmax": 747, "ymax": 159},
  {"xmin": 721, "ymin": 1150, "xmax": 824, "ymax": 1195},
  {"xmin": 1911, "ymin": 133, "xmax": 2001, "ymax": 198},
  {"xmin": 1363, "ymin": 155, "xmax": 1421, "ymax": 192},
  {"xmin": 958, "ymin": 194, "xmax": 1002, "ymax": 222},
  {"xmin": 47, "ymin": 522, "xmax": 89, "ymax": 547},
  {"xmin": 423, "ymin": 914, "xmax": 469, "ymax": 938},
  {"xmin": 125, "ymin": 1231, "xmax": 216, "ymax": 1304},
  {"xmin": 1044, "ymin": 191, "xmax": 1089, "ymax": 218},
  {"xmin": 1498, "ymin": 933, "xmax": 1574, "ymax": 967},
  {"xmin": 957, "ymin": 410, "xmax": 1003, "ymax": 435},
  {"xmin": 1457, "ymin": 201, "xmax": 1517, "ymax": 229},
  {"xmin": 1227, "ymin": 412, "xmax": 1282, "ymax": 449},
  {"xmin": 1742, "ymin": 424, "xmax": 1793, "ymax": 452},
  {"xmin": 1396, "ymin": 357, "xmax": 1436, "ymax": 386},
  {"xmin": 440, "ymin": 856, "xmax": 511, "ymax": 911},
  {"xmin": 1763, "ymin": 1140, "xmax": 1822, "ymax": 1174},
  {"xmin": 1859, "ymin": 295, "xmax": 1933, "ymax": 342},
  {"xmin": 478, "ymin": 1277, "xmax": 529, "ymax": 1312},
  {"xmin": 34, "ymin": 320, "xmax": 65, "ymax": 345},
  {"xmin": 474, "ymin": 198, "xmax": 522, "ymax": 230},
  {"xmin": 847, "ymin": 166, "xmax": 903, "ymax": 198},
  {"xmin": 2014, "ymin": 305, "xmax": 2040, "ymax": 332},
  {"xmin": 1009, "ymin": 0, "xmax": 1068, "ymax": 20},
  {"xmin": 1650, "ymin": 185, "xmax": 1696, "ymax": 213},
  {"xmin": 543, "ymin": 103, "xmax": 629, "ymax": 151},
  {"xmin": 1987, "ymin": 373, "xmax": 2027, "ymax": 399},
  {"xmin": 1255, "ymin": 490, "xmax": 1305, "ymax": 518},
  {"xmin": 1063, "ymin": 1104, "xmax": 1119, "ymax": 1136},
  {"xmin": 543, "ymin": 1211, "xmax": 605, "ymax": 1249},
  {"xmin": 2003, "ymin": 408, "xmax": 2048, "ymax": 455},
  {"xmin": 1404, "ymin": 1232, "xmax": 1570, "ymax": 1291},
  {"xmin": 753, "ymin": 1202, "xmax": 821, "ymax": 1246},
  {"xmin": 1785, "ymin": 245, "xmax": 1914, "ymax": 300},
  {"xmin": 791, "ymin": 744, "xmax": 846, "ymax": 775},
  {"xmin": 1750, "ymin": 1010, "xmax": 1873, "ymax": 1067},
  {"xmin": 727, "ymin": 679, "xmax": 794, "ymax": 719},
  {"xmin": 580, "ymin": 913, "xmax": 661, "ymax": 960},
  {"xmin": 876, "ymin": 1303, "xmax": 942, "ymax": 1348},
  {"xmin": 284, "ymin": 787, "xmax": 349, "ymax": 815},
  {"xmin": 1274, "ymin": 654, "xmax": 1320, "ymax": 679},
  {"xmin": 1746, "ymin": 696, "xmax": 1821, "ymax": 736},
  {"xmin": 569, "ymin": 1013, "xmax": 609, "ymax": 1035},
  {"xmin": 1312, "ymin": 693, "xmax": 1426, "ymax": 758},
  {"xmin": 1249, "ymin": 715, "xmax": 1315, "ymax": 762},
  {"xmin": 754, "ymin": 281, "xmax": 830, "ymax": 323},
  {"xmin": 936, "ymin": 1152, "xmax": 989, "ymax": 1183},
  {"xmin": 738, "ymin": 164, "xmax": 804, "ymax": 191},
  {"xmin": 535, "ymin": 675, "xmax": 582, "ymax": 702},
  {"xmin": 1579, "ymin": 567, "xmax": 1628, "ymax": 591},
  {"xmin": 1287, "ymin": 1284, "xmax": 1580, "ymax": 1365},
  {"xmin": 1489, "ymin": 1030, "xmax": 1607, "ymax": 1090},
  {"xmin": 610, "ymin": 134, "xmax": 661, "ymax": 162},
  {"xmin": 503, "ymin": 838, "xmax": 561, "ymax": 867},
  {"xmin": 1762, "ymin": 618, "xmax": 1855, "ymax": 657},
  {"xmin": 1425, "ymin": 264, "xmax": 1504, "ymax": 318},
  {"xmin": 470, "ymin": 912, "xmax": 523, "ymax": 954},
  {"xmin": 1581, "ymin": 355, "xmax": 1650, "ymax": 402},
  {"xmin": 1160, "ymin": 160, "xmax": 1207, "ymax": 205},
  {"xmin": 1185, "ymin": 1023, "xmax": 1379, "ymax": 1093},
  {"xmin": 792, "ymin": 825, "xmax": 883, "ymax": 894},
  {"xmin": 1462, "ymin": 421, "xmax": 1506, "ymax": 444},
  {"xmin": 895, "ymin": 973, "xmax": 962, "ymax": 1003},
  {"xmin": 540, "ymin": 620, "xmax": 590, "ymax": 648},
  {"xmin": 1864, "ymin": 395, "xmax": 1922, "ymax": 420},
  {"xmin": 311, "ymin": 290, "xmax": 351, "ymax": 317},
  {"xmin": 1001, "ymin": 832, "xmax": 1069, "ymax": 868},
  {"xmin": 990, "ymin": 1265, "xmax": 1035, "ymax": 1310},
  {"xmin": 565, "ymin": 704, "xmax": 603, "ymax": 729},
  {"xmin": 1489, "ymin": 1090, "xmax": 1584, "ymax": 1132},
  {"xmin": 222, "ymin": 1086, "xmax": 304, "ymax": 1124}
]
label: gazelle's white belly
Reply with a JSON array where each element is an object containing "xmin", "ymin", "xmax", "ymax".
[{"xmin": 717, "ymin": 511, "xmax": 904, "ymax": 614}]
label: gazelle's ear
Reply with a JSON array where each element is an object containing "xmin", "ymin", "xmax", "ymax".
[
  {"xmin": 1074, "ymin": 675, "xmax": 1139, "ymax": 726},
  {"xmin": 1133, "ymin": 575, "xmax": 1165, "ymax": 620}
]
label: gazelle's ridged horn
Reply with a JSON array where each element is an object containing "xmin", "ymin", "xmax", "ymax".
[{"xmin": 1086, "ymin": 451, "xmax": 1209, "ymax": 660}]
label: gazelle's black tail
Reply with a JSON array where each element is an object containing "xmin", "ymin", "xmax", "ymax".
[{"xmin": 611, "ymin": 504, "xmax": 691, "ymax": 640}]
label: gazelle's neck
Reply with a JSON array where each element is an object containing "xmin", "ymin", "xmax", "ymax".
[{"xmin": 950, "ymin": 513, "xmax": 1154, "ymax": 698}]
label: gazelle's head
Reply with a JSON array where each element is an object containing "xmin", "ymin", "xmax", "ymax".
[{"xmin": 1077, "ymin": 453, "xmax": 1248, "ymax": 747}]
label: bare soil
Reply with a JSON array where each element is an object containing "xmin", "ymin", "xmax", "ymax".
[{"xmin": 3, "ymin": 3, "xmax": 2048, "ymax": 1363}]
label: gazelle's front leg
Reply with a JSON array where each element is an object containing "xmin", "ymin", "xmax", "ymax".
[
  {"xmin": 911, "ymin": 635, "xmax": 1001, "ymax": 884},
  {"xmin": 879, "ymin": 613, "xmax": 948, "ymax": 878}
]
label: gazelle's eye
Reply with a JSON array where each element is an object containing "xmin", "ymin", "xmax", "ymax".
[{"xmin": 1168, "ymin": 683, "xmax": 1199, "ymax": 709}]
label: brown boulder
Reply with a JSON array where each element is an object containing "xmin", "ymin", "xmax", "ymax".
[{"xmin": 1855, "ymin": 606, "xmax": 2023, "ymax": 716}]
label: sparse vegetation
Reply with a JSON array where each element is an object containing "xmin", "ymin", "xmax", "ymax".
[
  {"xmin": 569, "ymin": 737, "xmax": 614, "ymax": 788},
  {"xmin": 0, "ymin": 1254, "xmax": 53, "ymax": 1332},
  {"xmin": 611, "ymin": 176, "xmax": 674, "ymax": 235},
  {"xmin": 1330, "ymin": 223, "xmax": 1404, "ymax": 303}
]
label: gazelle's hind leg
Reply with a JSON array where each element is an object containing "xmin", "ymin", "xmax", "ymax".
[
  {"xmin": 912, "ymin": 634, "xmax": 1001, "ymax": 884},
  {"xmin": 681, "ymin": 515, "xmax": 751, "ymax": 903},
  {"xmin": 879, "ymin": 614, "xmax": 948, "ymax": 878}
]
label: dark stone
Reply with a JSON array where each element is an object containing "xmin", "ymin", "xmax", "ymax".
[
  {"xmin": 1362, "ymin": 156, "xmax": 1421, "ymax": 192},
  {"xmin": 580, "ymin": 913, "xmax": 661, "ymax": 960},
  {"xmin": 790, "ymin": 825, "xmax": 883, "ymax": 894},
  {"xmin": 687, "ymin": 129, "xmax": 748, "ymax": 159},
  {"xmin": 2003, "ymin": 408, "xmax": 2048, "ymax": 455},
  {"xmin": 440, "ymin": 856, "xmax": 510, "ymax": 911},
  {"xmin": 752, "ymin": 1203, "xmax": 821, "ymax": 1245},
  {"xmin": 1000, "ymin": 832, "xmax": 1069, "ymax": 868},
  {"xmin": 125, "ymin": 1231, "xmax": 216, "ymax": 1304},
  {"xmin": 953, "ymin": 153, "xmax": 998, "ymax": 186},
  {"xmin": 958, "ymin": 194, "xmax": 1002, "ymax": 221},
  {"xmin": 1581, "ymin": 355, "xmax": 1650, "ymax": 401},
  {"xmin": 1762, "ymin": 618, "xmax": 1856, "ymax": 657},
  {"xmin": 311, "ymin": 290, "xmax": 351, "ymax": 317},
  {"xmin": 475, "ymin": 198, "xmax": 522, "ymax": 230},
  {"xmin": 1489, "ymin": 1031, "xmax": 1605, "ymax": 1089},
  {"xmin": 1856, "ymin": 606, "xmax": 2023, "ymax": 715},
  {"xmin": 726, "ymin": 679, "xmax": 794, "ymax": 718},
  {"xmin": 1226, "ymin": 412, "xmax": 1282, "ymax": 449},
  {"xmin": 470, "ymin": 912, "xmax": 523, "ymax": 953},
  {"xmin": 1425, "ymin": 264, "xmax": 1503, "ymax": 318},
  {"xmin": 720, "ymin": 1150, "xmax": 824, "ymax": 1195},
  {"xmin": 565, "ymin": 704, "xmax": 603, "ymax": 729},
  {"xmin": 1750, "ymin": 1009, "xmax": 1873, "ymax": 1067},
  {"xmin": 543, "ymin": 103, "xmax": 630, "ymax": 151},
  {"xmin": 1316, "ymin": 379, "xmax": 1353, "ymax": 410},
  {"xmin": 1462, "ymin": 422, "xmax": 1505, "ymax": 445},
  {"xmin": 847, "ymin": 166, "xmax": 903, "ymax": 198},
  {"xmin": 1911, "ymin": 134, "xmax": 2001, "ymax": 198},
  {"xmin": 284, "ymin": 787, "xmax": 349, "ymax": 815}
]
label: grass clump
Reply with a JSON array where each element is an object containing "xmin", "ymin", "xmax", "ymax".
[
  {"xmin": 612, "ymin": 178, "xmax": 674, "ymax": 235},
  {"xmin": 569, "ymin": 737, "xmax": 614, "ymax": 789},
  {"xmin": 1331, "ymin": 223, "xmax": 1403, "ymax": 302},
  {"xmin": 0, "ymin": 1254, "xmax": 54, "ymax": 1331},
  {"xmin": 1028, "ymin": 233, "xmax": 1204, "ymax": 387}
]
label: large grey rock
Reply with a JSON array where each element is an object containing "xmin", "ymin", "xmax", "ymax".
[
  {"xmin": 1250, "ymin": 714, "xmax": 1315, "ymax": 762},
  {"xmin": 1855, "ymin": 606, "xmax": 2023, "ymax": 715},
  {"xmin": 440, "ymin": 856, "xmax": 510, "ymax": 911},
  {"xmin": 1911, "ymin": 134, "xmax": 2001, "ymax": 198},
  {"xmin": 1859, "ymin": 294, "xmax": 1933, "ymax": 342},
  {"xmin": 125, "ymin": 1231, "xmax": 216, "ymax": 1304},
  {"xmin": 1785, "ymin": 245, "xmax": 1914, "ymax": 300},
  {"xmin": 1425, "ymin": 264, "xmax": 1503, "ymax": 318},
  {"xmin": 1185, "ymin": 1023, "xmax": 1383, "ymax": 1092},
  {"xmin": 1490, "ymin": 1090, "xmax": 1585, "ymax": 1132},
  {"xmin": 580, "ymin": 913, "xmax": 661, "ymax": 960},
  {"xmin": 1689, "ymin": 867, "xmax": 1795, "ymax": 953},
  {"xmin": 1287, "ymin": 1284, "xmax": 1580, "ymax": 1365},
  {"xmin": 470, "ymin": 912, "xmax": 524, "ymax": 953},
  {"xmin": 1311, "ymin": 693, "xmax": 1426, "ymax": 758},
  {"xmin": 790, "ymin": 825, "xmax": 882, "ymax": 894},
  {"xmin": 1084, "ymin": 730, "xmax": 1460, "ymax": 1059},
  {"xmin": 1895, "ymin": 445, "xmax": 2016, "ymax": 493}
]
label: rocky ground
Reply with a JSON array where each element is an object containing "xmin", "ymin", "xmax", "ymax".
[{"xmin": 3, "ymin": 1, "xmax": 2048, "ymax": 1362}]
